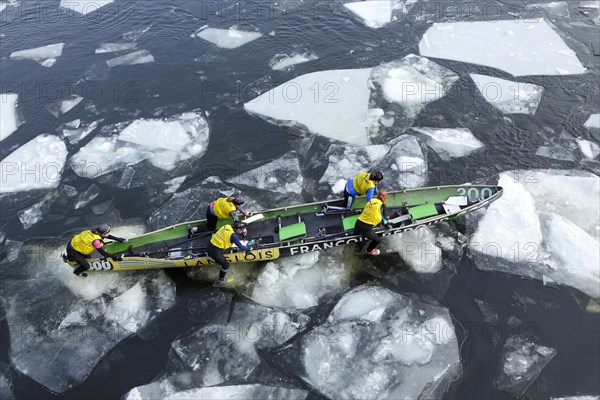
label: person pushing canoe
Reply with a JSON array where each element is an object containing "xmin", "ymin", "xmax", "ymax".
[
  {"xmin": 208, "ymin": 221, "xmax": 253, "ymax": 286},
  {"xmin": 67, "ymin": 224, "xmax": 127, "ymax": 277}
]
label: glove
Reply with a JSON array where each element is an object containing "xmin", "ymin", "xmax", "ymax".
[
  {"xmin": 117, "ymin": 237, "xmax": 127, "ymax": 243},
  {"xmin": 111, "ymin": 254, "xmax": 123, "ymax": 262},
  {"xmin": 247, "ymin": 239, "xmax": 256, "ymax": 247},
  {"xmin": 245, "ymin": 247, "xmax": 253, "ymax": 255}
]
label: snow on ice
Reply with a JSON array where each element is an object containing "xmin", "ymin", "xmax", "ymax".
[
  {"xmin": 0, "ymin": 135, "xmax": 68, "ymax": 194},
  {"xmin": 344, "ymin": 0, "xmax": 397, "ymax": 28},
  {"xmin": 0, "ymin": 93, "xmax": 21, "ymax": 141},
  {"xmin": 469, "ymin": 170, "xmax": 600, "ymax": 297},
  {"xmin": 192, "ymin": 26, "xmax": 263, "ymax": 49},
  {"xmin": 300, "ymin": 285, "xmax": 461, "ymax": 399},
  {"xmin": 249, "ymin": 249, "xmax": 353, "ymax": 309},
  {"xmin": 10, "ymin": 43, "xmax": 64, "ymax": 67},
  {"xmin": 371, "ymin": 55, "xmax": 458, "ymax": 114},
  {"xmin": 411, "ymin": 127, "xmax": 484, "ymax": 160},
  {"xmin": 419, "ymin": 19, "xmax": 586, "ymax": 76},
  {"xmin": 70, "ymin": 111, "xmax": 209, "ymax": 177},
  {"xmin": 245, "ymin": 68, "xmax": 373, "ymax": 144},
  {"xmin": 126, "ymin": 383, "xmax": 307, "ymax": 400},
  {"xmin": 245, "ymin": 54, "xmax": 457, "ymax": 144},
  {"xmin": 470, "ymin": 74, "xmax": 543, "ymax": 114}
]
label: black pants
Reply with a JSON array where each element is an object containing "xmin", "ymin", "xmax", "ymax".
[
  {"xmin": 343, "ymin": 187, "xmax": 355, "ymax": 209},
  {"xmin": 67, "ymin": 242, "xmax": 90, "ymax": 275},
  {"xmin": 207, "ymin": 242, "xmax": 229, "ymax": 280},
  {"xmin": 206, "ymin": 206, "xmax": 218, "ymax": 231},
  {"xmin": 353, "ymin": 219, "xmax": 381, "ymax": 252}
]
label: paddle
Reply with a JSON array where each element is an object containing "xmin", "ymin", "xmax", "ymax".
[{"xmin": 243, "ymin": 213, "xmax": 264, "ymax": 224}]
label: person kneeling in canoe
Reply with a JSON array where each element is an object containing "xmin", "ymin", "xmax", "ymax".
[
  {"xmin": 190, "ymin": 196, "xmax": 249, "ymax": 236},
  {"xmin": 343, "ymin": 171, "xmax": 383, "ymax": 209},
  {"xmin": 208, "ymin": 221, "xmax": 253, "ymax": 285},
  {"xmin": 353, "ymin": 189, "xmax": 390, "ymax": 256},
  {"xmin": 67, "ymin": 224, "xmax": 127, "ymax": 277}
]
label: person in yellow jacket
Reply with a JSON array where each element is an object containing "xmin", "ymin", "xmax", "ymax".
[
  {"xmin": 353, "ymin": 189, "xmax": 390, "ymax": 256},
  {"xmin": 67, "ymin": 224, "xmax": 127, "ymax": 277},
  {"xmin": 207, "ymin": 221, "xmax": 253, "ymax": 285},
  {"xmin": 343, "ymin": 171, "xmax": 383, "ymax": 209},
  {"xmin": 205, "ymin": 196, "xmax": 249, "ymax": 231}
]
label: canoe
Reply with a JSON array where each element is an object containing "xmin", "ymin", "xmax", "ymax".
[{"xmin": 64, "ymin": 184, "xmax": 502, "ymax": 272}]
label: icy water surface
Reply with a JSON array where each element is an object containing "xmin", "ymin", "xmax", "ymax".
[{"xmin": 0, "ymin": 0, "xmax": 599, "ymax": 399}]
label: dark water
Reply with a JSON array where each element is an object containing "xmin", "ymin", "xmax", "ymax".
[{"xmin": 1, "ymin": 0, "xmax": 599, "ymax": 399}]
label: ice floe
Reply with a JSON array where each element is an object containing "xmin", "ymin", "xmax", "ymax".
[
  {"xmin": 70, "ymin": 111, "xmax": 209, "ymax": 177},
  {"xmin": 0, "ymin": 93, "xmax": 21, "ymax": 141},
  {"xmin": 227, "ymin": 151, "xmax": 304, "ymax": 204},
  {"xmin": 230, "ymin": 302, "xmax": 310, "ymax": 348},
  {"xmin": 74, "ymin": 184, "xmax": 101, "ymax": 209},
  {"xmin": 106, "ymin": 49, "xmax": 155, "ymax": 67},
  {"xmin": 0, "ymin": 135, "xmax": 67, "ymax": 194},
  {"xmin": 383, "ymin": 226, "xmax": 443, "ymax": 272},
  {"xmin": 95, "ymin": 42, "xmax": 137, "ymax": 54},
  {"xmin": 46, "ymin": 95, "xmax": 84, "ymax": 118},
  {"xmin": 584, "ymin": 114, "xmax": 600, "ymax": 129},
  {"xmin": 530, "ymin": 2, "xmax": 570, "ymax": 19},
  {"xmin": 370, "ymin": 55, "xmax": 459, "ymax": 135},
  {"xmin": 61, "ymin": 119, "xmax": 102, "ymax": 144},
  {"xmin": 535, "ymin": 143, "xmax": 577, "ymax": 162},
  {"xmin": 576, "ymin": 138, "xmax": 600, "ymax": 159},
  {"xmin": 246, "ymin": 55, "xmax": 456, "ymax": 144},
  {"xmin": 60, "ymin": 0, "xmax": 114, "ymax": 15},
  {"xmin": 419, "ymin": 19, "xmax": 586, "ymax": 76},
  {"xmin": 300, "ymin": 285, "xmax": 460, "ymax": 399},
  {"xmin": 18, "ymin": 193, "xmax": 54, "ymax": 229},
  {"xmin": 0, "ymin": 373, "xmax": 12, "ymax": 400},
  {"xmin": 171, "ymin": 323, "xmax": 260, "ymax": 385},
  {"xmin": 411, "ymin": 127, "xmax": 484, "ymax": 160},
  {"xmin": 469, "ymin": 170, "xmax": 600, "ymax": 298},
  {"xmin": 495, "ymin": 335, "xmax": 556, "ymax": 397},
  {"xmin": 0, "ymin": 238, "xmax": 175, "ymax": 393},
  {"xmin": 245, "ymin": 68, "xmax": 372, "ymax": 144},
  {"xmin": 344, "ymin": 0, "xmax": 397, "ymax": 28},
  {"xmin": 250, "ymin": 249, "xmax": 353, "ymax": 309},
  {"xmin": 10, "ymin": 43, "xmax": 64, "ymax": 67},
  {"xmin": 127, "ymin": 383, "xmax": 308, "ymax": 400},
  {"xmin": 192, "ymin": 26, "xmax": 263, "ymax": 49},
  {"xmin": 470, "ymin": 74, "xmax": 543, "ymax": 114},
  {"xmin": 270, "ymin": 50, "xmax": 318, "ymax": 71}
]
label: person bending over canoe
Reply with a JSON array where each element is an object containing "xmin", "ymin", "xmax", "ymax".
[
  {"xmin": 67, "ymin": 224, "xmax": 127, "ymax": 277},
  {"xmin": 343, "ymin": 171, "xmax": 383, "ymax": 209},
  {"xmin": 208, "ymin": 221, "xmax": 253, "ymax": 286},
  {"xmin": 353, "ymin": 189, "xmax": 390, "ymax": 256},
  {"xmin": 198, "ymin": 196, "xmax": 249, "ymax": 233}
]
